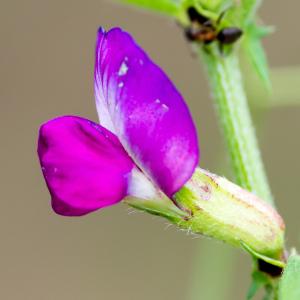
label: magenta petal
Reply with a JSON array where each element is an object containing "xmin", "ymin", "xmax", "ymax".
[
  {"xmin": 37, "ymin": 116, "xmax": 134, "ymax": 216},
  {"xmin": 94, "ymin": 27, "xmax": 199, "ymax": 196}
]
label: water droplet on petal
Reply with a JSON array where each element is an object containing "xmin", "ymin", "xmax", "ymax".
[
  {"xmin": 155, "ymin": 98, "xmax": 161, "ymax": 104},
  {"xmin": 161, "ymin": 103, "xmax": 169, "ymax": 111},
  {"xmin": 118, "ymin": 82, "xmax": 124, "ymax": 88},
  {"xmin": 118, "ymin": 61, "xmax": 128, "ymax": 76}
]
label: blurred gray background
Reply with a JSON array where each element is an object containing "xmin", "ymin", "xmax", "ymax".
[{"xmin": 1, "ymin": 1, "xmax": 299, "ymax": 299}]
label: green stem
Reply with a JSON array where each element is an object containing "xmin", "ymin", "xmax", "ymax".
[{"xmin": 199, "ymin": 47, "xmax": 274, "ymax": 206}]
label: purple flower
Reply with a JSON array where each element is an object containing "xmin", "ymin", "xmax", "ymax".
[{"xmin": 38, "ymin": 27, "xmax": 199, "ymax": 216}]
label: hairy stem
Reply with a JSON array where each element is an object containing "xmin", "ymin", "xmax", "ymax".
[{"xmin": 199, "ymin": 47, "xmax": 274, "ymax": 206}]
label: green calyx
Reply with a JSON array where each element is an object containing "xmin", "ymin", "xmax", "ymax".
[
  {"xmin": 174, "ymin": 168, "xmax": 285, "ymax": 260},
  {"xmin": 125, "ymin": 167, "xmax": 285, "ymax": 263}
]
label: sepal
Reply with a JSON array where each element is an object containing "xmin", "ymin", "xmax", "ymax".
[{"xmin": 173, "ymin": 168, "xmax": 285, "ymax": 260}]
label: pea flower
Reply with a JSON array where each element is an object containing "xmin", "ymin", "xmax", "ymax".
[
  {"xmin": 37, "ymin": 27, "xmax": 285, "ymax": 263},
  {"xmin": 38, "ymin": 27, "xmax": 199, "ymax": 216}
]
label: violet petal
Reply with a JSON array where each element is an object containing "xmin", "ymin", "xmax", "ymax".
[
  {"xmin": 94, "ymin": 27, "xmax": 199, "ymax": 196},
  {"xmin": 37, "ymin": 116, "xmax": 134, "ymax": 216}
]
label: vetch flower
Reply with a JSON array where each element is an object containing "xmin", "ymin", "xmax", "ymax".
[
  {"xmin": 38, "ymin": 27, "xmax": 199, "ymax": 216},
  {"xmin": 38, "ymin": 27, "xmax": 285, "ymax": 263}
]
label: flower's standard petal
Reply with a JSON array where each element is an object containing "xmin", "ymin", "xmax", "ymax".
[
  {"xmin": 37, "ymin": 116, "xmax": 134, "ymax": 216},
  {"xmin": 95, "ymin": 27, "xmax": 199, "ymax": 197}
]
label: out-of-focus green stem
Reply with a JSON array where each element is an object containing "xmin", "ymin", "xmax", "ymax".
[
  {"xmin": 199, "ymin": 48, "xmax": 274, "ymax": 206},
  {"xmin": 241, "ymin": 0, "xmax": 262, "ymax": 24}
]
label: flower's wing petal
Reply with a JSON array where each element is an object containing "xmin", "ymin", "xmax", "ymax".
[
  {"xmin": 95, "ymin": 27, "xmax": 199, "ymax": 196},
  {"xmin": 37, "ymin": 116, "xmax": 134, "ymax": 216}
]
